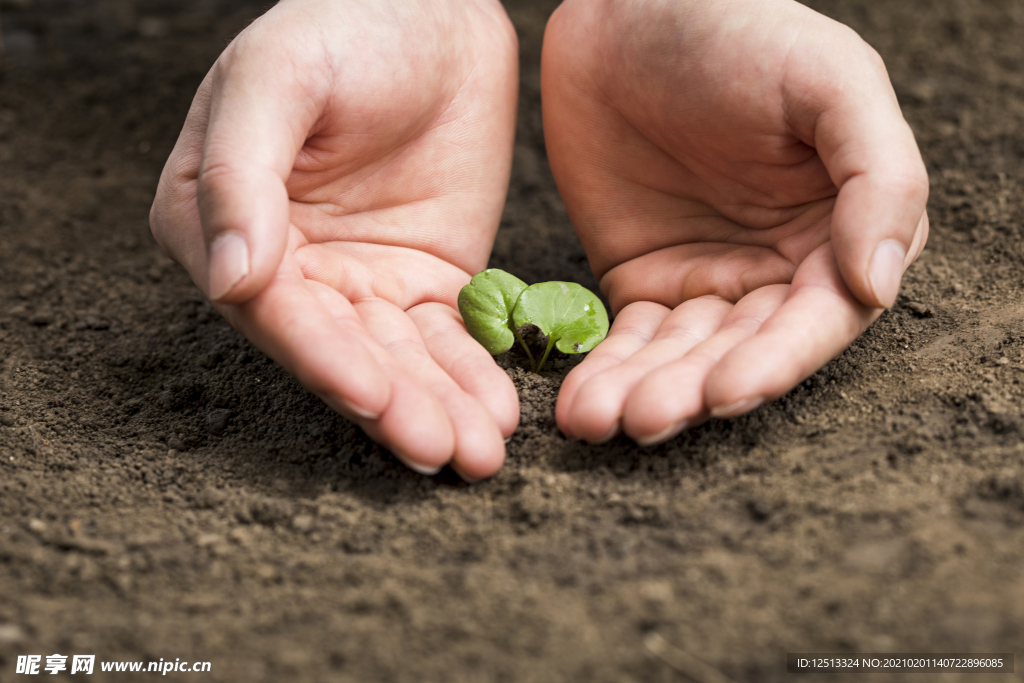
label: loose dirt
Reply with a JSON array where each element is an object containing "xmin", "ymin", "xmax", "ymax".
[{"xmin": 1, "ymin": 0, "xmax": 1022, "ymax": 681}]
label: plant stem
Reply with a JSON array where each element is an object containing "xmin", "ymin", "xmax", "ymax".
[
  {"xmin": 512, "ymin": 325, "xmax": 536, "ymax": 372},
  {"xmin": 535, "ymin": 336, "xmax": 556, "ymax": 374}
]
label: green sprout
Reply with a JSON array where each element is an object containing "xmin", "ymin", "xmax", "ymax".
[{"xmin": 458, "ymin": 269, "xmax": 609, "ymax": 373}]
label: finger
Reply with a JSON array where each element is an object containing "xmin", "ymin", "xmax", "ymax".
[
  {"xmin": 704, "ymin": 242, "xmax": 879, "ymax": 415},
  {"xmin": 300, "ymin": 244, "xmax": 516, "ymax": 456},
  {"xmin": 600, "ymin": 244, "xmax": 796, "ymax": 313},
  {"xmin": 295, "ymin": 242, "xmax": 471, "ymax": 311},
  {"xmin": 566, "ymin": 297, "xmax": 732, "ymax": 444},
  {"xmin": 907, "ymin": 210, "xmax": 930, "ymax": 264},
  {"xmin": 621, "ymin": 285, "xmax": 789, "ymax": 445},
  {"xmin": 349, "ymin": 299, "xmax": 458, "ymax": 474},
  {"xmin": 149, "ymin": 71, "xmax": 213, "ymax": 275},
  {"xmin": 221, "ymin": 251, "xmax": 391, "ymax": 423},
  {"xmin": 355, "ymin": 368, "xmax": 458, "ymax": 476},
  {"xmin": 295, "ymin": 279, "xmax": 464, "ymax": 475},
  {"xmin": 356, "ymin": 299, "xmax": 506, "ymax": 480},
  {"xmin": 790, "ymin": 36, "xmax": 929, "ymax": 309},
  {"xmin": 407, "ymin": 303, "xmax": 520, "ymax": 439},
  {"xmin": 555, "ymin": 302, "xmax": 670, "ymax": 439},
  {"xmin": 197, "ymin": 28, "xmax": 323, "ymax": 304}
]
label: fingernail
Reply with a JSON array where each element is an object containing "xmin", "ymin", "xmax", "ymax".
[
  {"xmin": 340, "ymin": 398, "xmax": 381, "ymax": 421},
  {"xmin": 208, "ymin": 233, "xmax": 250, "ymax": 301},
  {"xmin": 868, "ymin": 239, "xmax": 907, "ymax": 309},
  {"xmin": 636, "ymin": 421, "xmax": 689, "ymax": 447},
  {"xmin": 450, "ymin": 463, "xmax": 481, "ymax": 484},
  {"xmin": 710, "ymin": 397, "xmax": 764, "ymax": 418},
  {"xmin": 589, "ymin": 423, "xmax": 620, "ymax": 445},
  {"xmin": 393, "ymin": 451, "xmax": 441, "ymax": 476}
]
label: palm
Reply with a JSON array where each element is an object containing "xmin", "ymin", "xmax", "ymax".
[
  {"xmin": 543, "ymin": 0, "xmax": 928, "ymax": 444},
  {"xmin": 578, "ymin": 110, "xmax": 838, "ymax": 312},
  {"xmin": 151, "ymin": 0, "xmax": 520, "ymax": 478}
]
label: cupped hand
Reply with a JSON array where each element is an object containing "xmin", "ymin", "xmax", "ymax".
[
  {"xmin": 543, "ymin": 0, "xmax": 929, "ymax": 445},
  {"xmin": 150, "ymin": 0, "xmax": 519, "ymax": 479}
]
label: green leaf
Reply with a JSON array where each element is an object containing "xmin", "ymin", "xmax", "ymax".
[
  {"xmin": 457, "ymin": 269, "xmax": 529, "ymax": 355},
  {"xmin": 512, "ymin": 281, "xmax": 609, "ymax": 371}
]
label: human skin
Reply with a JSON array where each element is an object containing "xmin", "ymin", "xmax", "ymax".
[
  {"xmin": 149, "ymin": 0, "xmax": 520, "ymax": 480},
  {"xmin": 543, "ymin": 0, "xmax": 929, "ymax": 445},
  {"xmin": 153, "ymin": 0, "xmax": 929, "ymax": 475}
]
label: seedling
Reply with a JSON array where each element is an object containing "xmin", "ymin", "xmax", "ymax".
[{"xmin": 458, "ymin": 269, "xmax": 609, "ymax": 373}]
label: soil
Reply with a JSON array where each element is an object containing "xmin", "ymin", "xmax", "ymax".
[{"xmin": 1, "ymin": 0, "xmax": 1023, "ymax": 681}]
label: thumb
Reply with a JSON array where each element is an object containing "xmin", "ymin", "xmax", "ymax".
[
  {"xmin": 800, "ymin": 39, "xmax": 929, "ymax": 309},
  {"xmin": 197, "ymin": 39, "xmax": 321, "ymax": 304}
]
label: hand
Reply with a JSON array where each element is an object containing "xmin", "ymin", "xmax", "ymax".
[
  {"xmin": 150, "ymin": 0, "xmax": 519, "ymax": 479},
  {"xmin": 543, "ymin": 0, "xmax": 929, "ymax": 445}
]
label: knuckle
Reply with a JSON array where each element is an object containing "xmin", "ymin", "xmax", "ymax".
[
  {"xmin": 208, "ymin": 23, "xmax": 268, "ymax": 90},
  {"xmin": 860, "ymin": 41, "xmax": 888, "ymax": 73},
  {"xmin": 214, "ymin": 22, "xmax": 256, "ymax": 72},
  {"xmin": 832, "ymin": 26, "xmax": 889, "ymax": 78},
  {"xmin": 208, "ymin": 46, "xmax": 236, "ymax": 89},
  {"xmin": 196, "ymin": 159, "xmax": 242, "ymax": 196},
  {"xmin": 890, "ymin": 170, "xmax": 930, "ymax": 205},
  {"xmin": 834, "ymin": 23, "xmax": 882, "ymax": 63}
]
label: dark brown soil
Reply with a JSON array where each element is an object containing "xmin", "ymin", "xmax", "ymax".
[{"xmin": 2, "ymin": 0, "xmax": 1023, "ymax": 681}]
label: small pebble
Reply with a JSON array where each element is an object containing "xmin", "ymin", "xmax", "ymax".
[
  {"xmin": 27, "ymin": 518, "xmax": 46, "ymax": 534},
  {"xmin": 204, "ymin": 410, "xmax": 231, "ymax": 436},
  {"xmin": 905, "ymin": 301, "xmax": 934, "ymax": 318}
]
